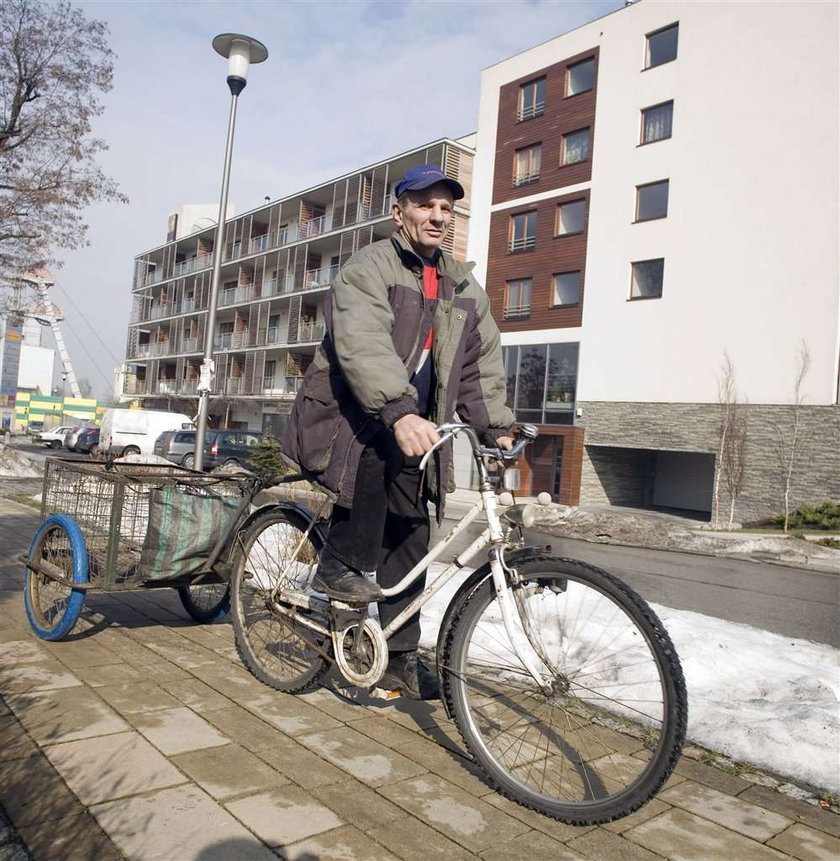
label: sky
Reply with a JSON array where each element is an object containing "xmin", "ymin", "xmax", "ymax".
[
  {"xmin": 29, "ymin": 0, "xmax": 627, "ymax": 400},
  {"xmin": 419, "ymin": 563, "xmax": 840, "ymax": 797}
]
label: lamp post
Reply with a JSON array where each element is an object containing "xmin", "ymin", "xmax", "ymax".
[{"xmin": 194, "ymin": 33, "xmax": 268, "ymax": 470}]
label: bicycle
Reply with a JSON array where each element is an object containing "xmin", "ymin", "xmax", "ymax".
[{"xmin": 230, "ymin": 422, "xmax": 688, "ymax": 825}]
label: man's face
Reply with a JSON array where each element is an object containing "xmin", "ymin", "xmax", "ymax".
[{"xmin": 393, "ymin": 184, "xmax": 454, "ymax": 257}]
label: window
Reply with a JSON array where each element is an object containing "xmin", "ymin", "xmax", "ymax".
[
  {"xmin": 635, "ymin": 180, "xmax": 669, "ymax": 221},
  {"xmin": 646, "ymin": 23, "xmax": 679, "ymax": 68},
  {"xmin": 552, "ymin": 272, "xmax": 581, "ymax": 306},
  {"xmin": 518, "ymin": 77, "xmax": 546, "ymax": 121},
  {"xmin": 562, "ymin": 128, "xmax": 590, "ymax": 165},
  {"xmin": 556, "ymin": 200, "xmax": 586, "ymax": 235},
  {"xmin": 641, "ymin": 101, "xmax": 673, "ymax": 144},
  {"xmin": 503, "ymin": 342, "xmax": 580, "ymax": 425},
  {"xmin": 631, "ymin": 258, "xmax": 665, "ymax": 298},
  {"xmin": 509, "ymin": 211, "xmax": 537, "ymax": 252},
  {"xmin": 566, "ymin": 58, "xmax": 595, "ymax": 96},
  {"xmin": 513, "ymin": 144, "xmax": 542, "ymax": 186},
  {"xmin": 504, "ymin": 279, "xmax": 533, "ymax": 319}
]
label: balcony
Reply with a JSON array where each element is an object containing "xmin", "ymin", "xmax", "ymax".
[
  {"xmin": 219, "ymin": 285, "xmax": 257, "ymax": 307},
  {"xmin": 134, "ymin": 344, "xmax": 151, "ymax": 359},
  {"xmin": 259, "ymin": 375, "xmax": 303, "ymax": 396},
  {"xmin": 149, "ymin": 303, "xmax": 172, "ymax": 320},
  {"xmin": 304, "ymin": 265, "xmax": 339, "ymax": 289},
  {"xmin": 173, "ymin": 253, "xmax": 212, "ymax": 278},
  {"xmin": 180, "ymin": 380, "xmax": 199, "ymax": 395},
  {"xmin": 180, "ymin": 299, "xmax": 197, "ymax": 314},
  {"xmin": 265, "ymin": 326, "xmax": 287, "ymax": 345},
  {"xmin": 297, "ymin": 321, "xmax": 325, "ymax": 343},
  {"xmin": 299, "ymin": 213, "xmax": 332, "ymax": 239},
  {"xmin": 157, "ymin": 380, "xmax": 178, "ymax": 395},
  {"xmin": 213, "ymin": 331, "xmax": 249, "ymax": 350},
  {"xmin": 181, "ymin": 338, "xmax": 200, "ymax": 353},
  {"xmin": 225, "ymin": 378, "xmax": 244, "ymax": 395}
]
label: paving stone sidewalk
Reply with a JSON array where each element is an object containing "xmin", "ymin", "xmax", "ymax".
[{"xmin": 1, "ymin": 496, "xmax": 838, "ymax": 861}]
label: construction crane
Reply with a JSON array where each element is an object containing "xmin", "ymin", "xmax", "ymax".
[{"xmin": 10, "ymin": 269, "xmax": 82, "ymax": 399}]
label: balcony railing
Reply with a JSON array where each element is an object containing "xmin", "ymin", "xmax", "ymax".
[
  {"xmin": 181, "ymin": 338, "xmax": 200, "ymax": 353},
  {"xmin": 513, "ymin": 170, "xmax": 540, "ymax": 187},
  {"xmin": 180, "ymin": 299, "xmax": 197, "ymax": 314},
  {"xmin": 503, "ymin": 303, "xmax": 532, "ymax": 320},
  {"xmin": 265, "ymin": 326, "xmax": 287, "ymax": 345},
  {"xmin": 518, "ymin": 101, "xmax": 545, "ymax": 121},
  {"xmin": 157, "ymin": 380, "xmax": 178, "ymax": 394},
  {"xmin": 225, "ymin": 378, "xmax": 244, "ymax": 395},
  {"xmin": 509, "ymin": 236, "xmax": 536, "ymax": 253},
  {"xmin": 248, "ymin": 234, "xmax": 270, "ymax": 255},
  {"xmin": 214, "ymin": 330, "xmax": 250, "ymax": 350},
  {"xmin": 123, "ymin": 379, "xmax": 147, "ymax": 395},
  {"xmin": 180, "ymin": 380, "xmax": 199, "ymax": 395}
]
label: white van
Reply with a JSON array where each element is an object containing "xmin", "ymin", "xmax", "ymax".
[{"xmin": 99, "ymin": 409, "xmax": 194, "ymax": 456}]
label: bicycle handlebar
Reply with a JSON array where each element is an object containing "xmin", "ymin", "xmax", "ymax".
[{"xmin": 418, "ymin": 422, "xmax": 538, "ymax": 472}]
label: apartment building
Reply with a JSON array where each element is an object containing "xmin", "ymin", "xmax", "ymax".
[
  {"xmin": 123, "ymin": 137, "xmax": 474, "ymax": 436},
  {"xmin": 469, "ymin": 0, "xmax": 839, "ymax": 521}
]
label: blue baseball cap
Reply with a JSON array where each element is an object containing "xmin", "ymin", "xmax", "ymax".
[{"xmin": 394, "ymin": 164, "xmax": 465, "ymax": 201}]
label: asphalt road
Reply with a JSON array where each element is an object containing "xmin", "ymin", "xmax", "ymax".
[{"xmin": 432, "ymin": 514, "xmax": 840, "ymax": 648}]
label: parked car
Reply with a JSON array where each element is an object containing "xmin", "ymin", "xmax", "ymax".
[
  {"xmin": 36, "ymin": 425, "xmax": 75, "ymax": 449},
  {"xmin": 64, "ymin": 426, "xmax": 88, "ymax": 451},
  {"xmin": 203, "ymin": 430, "xmax": 262, "ymax": 471},
  {"xmin": 74, "ymin": 427, "xmax": 100, "ymax": 454},
  {"xmin": 153, "ymin": 429, "xmax": 197, "ymax": 467}
]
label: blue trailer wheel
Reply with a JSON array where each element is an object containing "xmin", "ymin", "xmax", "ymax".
[{"xmin": 23, "ymin": 515, "xmax": 89, "ymax": 641}]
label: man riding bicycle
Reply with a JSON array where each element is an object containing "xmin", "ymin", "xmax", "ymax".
[{"xmin": 284, "ymin": 164, "xmax": 514, "ymax": 699}]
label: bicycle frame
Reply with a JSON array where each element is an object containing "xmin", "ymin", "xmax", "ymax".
[{"xmin": 266, "ymin": 422, "xmax": 553, "ymax": 690}]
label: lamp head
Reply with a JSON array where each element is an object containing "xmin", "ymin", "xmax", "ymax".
[{"xmin": 212, "ymin": 33, "xmax": 268, "ymax": 95}]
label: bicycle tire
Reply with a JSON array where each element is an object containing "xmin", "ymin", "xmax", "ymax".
[
  {"xmin": 442, "ymin": 556, "xmax": 687, "ymax": 825},
  {"xmin": 177, "ymin": 583, "xmax": 231, "ymax": 624},
  {"xmin": 24, "ymin": 515, "xmax": 89, "ymax": 641},
  {"xmin": 231, "ymin": 506, "xmax": 330, "ymax": 693}
]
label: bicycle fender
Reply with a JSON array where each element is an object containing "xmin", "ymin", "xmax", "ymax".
[
  {"xmin": 236, "ymin": 501, "xmax": 329, "ymax": 545},
  {"xmin": 435, "ymin": 543, "xmax": 551, "ymax": 718}
]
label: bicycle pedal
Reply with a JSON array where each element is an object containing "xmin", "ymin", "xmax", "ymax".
[{"xmin": 369, "ymin": 687, "xmax": 402, "ymax": 700}]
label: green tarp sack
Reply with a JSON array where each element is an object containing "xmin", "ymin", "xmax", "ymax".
[{"xmin": 139, "ymin": 484, "xmax": 240, "ymax": 580}]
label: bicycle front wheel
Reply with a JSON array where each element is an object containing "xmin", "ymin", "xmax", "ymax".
[
  {"xmin": 443, "ymin": 557, "xmax": 687, "ymax": 825},
  {"xmin": 231, "ymin": 506, "xmax": 329, "ymax": 693}
]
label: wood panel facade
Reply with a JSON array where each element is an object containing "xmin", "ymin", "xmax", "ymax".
[
  {"xmin": 492, "ymin": 48, "xmax": 599, "ymax": 207},
  {"xmin": 486, "ymin": 188, "xmax": 590, "ymax": 333}
]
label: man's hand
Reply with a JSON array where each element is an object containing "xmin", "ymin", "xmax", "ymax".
[
  {"xmin": 393, "ymin": 414, "xmax": 440, "ymax": 457},
  {"xmin": 496, "ymin": 436, "xmax": 514, "ymax": 451}
]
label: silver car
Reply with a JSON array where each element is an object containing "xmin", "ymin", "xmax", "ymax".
[{"xmin": 153, "ymin": 429, "xmax": 197, "ymax": 468}]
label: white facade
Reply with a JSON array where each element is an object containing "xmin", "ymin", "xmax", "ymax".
[
  {"xmin": 470, "ymin": 0, "xmax": 840, "ymax": 407},
  {"xmin": 18, "ymin": 344, "xmax": 55, "ymax": 395}
]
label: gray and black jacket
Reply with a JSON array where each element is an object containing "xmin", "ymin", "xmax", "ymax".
[{"xmin": 283, "ymin": 232, "xmax": 514, "ymax": 513}]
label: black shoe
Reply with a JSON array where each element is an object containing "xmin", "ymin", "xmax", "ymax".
[
  {"xmin": 312, "ymin": 569, "xmax": 383, "ymax": 603},
  {"xmin": 380, "ymin": 651, "xmax": 440, "ymax": 700}
]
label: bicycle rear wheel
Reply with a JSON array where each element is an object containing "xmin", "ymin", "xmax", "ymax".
[
  {"xmin": 442, "ymin": 557, "xmax": 687, "ymax": 825},
  {"xmin": 231, "ymin": 506, "xmax": 330, "ymax": 693},
  {"xmin": 177, "ymin": 583, "xmax": 230, "ymax": 624}
]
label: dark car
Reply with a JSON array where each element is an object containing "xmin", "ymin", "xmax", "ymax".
[
  {"xmin": 74, "ymin": 427, "xmax": 100, "ymax": 454},
  {"xmin": 153, "ymin": 429, "xmax": 197, "ymax": 468},
  {"xmin": 203, "ymin": 429, "xmax": 262, "ymax": 471}
]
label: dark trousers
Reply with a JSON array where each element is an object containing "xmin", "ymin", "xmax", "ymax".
[{"xmin": 319, "ymin": 430, "xmax": 429, "ymax": 653}]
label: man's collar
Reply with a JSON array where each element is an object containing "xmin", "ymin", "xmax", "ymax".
[{"xmin": 391, "ymin": 231, "xmax": 442, "ymax": 271}]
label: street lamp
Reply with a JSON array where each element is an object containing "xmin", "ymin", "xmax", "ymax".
[{"xmin": 194, "ymin": 33, "xmax": 268, "ymax": 470}]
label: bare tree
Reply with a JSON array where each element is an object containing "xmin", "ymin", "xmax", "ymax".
[
  {"xmin": 722, "ymin": 399, "xmax": 748, "ymax": 528},
  {"xmin": 0, "ymin": 0, "xmax": 127, "ymax": 275},
  {"xmin": 771, "ymin": 341, "xmax": 812, "ymax": 532},
  {"xmin": 713, "ymin": 354, "xmax": 736, "ymax": 526}
]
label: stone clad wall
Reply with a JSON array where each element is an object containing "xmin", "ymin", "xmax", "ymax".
[{"xmin": 577, "ymin": 402, "xmax": 840, "ymax": 523}]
